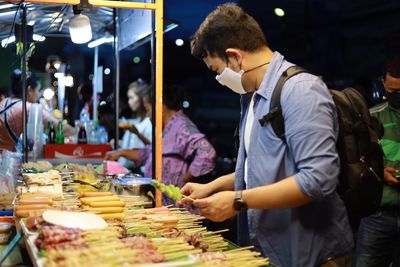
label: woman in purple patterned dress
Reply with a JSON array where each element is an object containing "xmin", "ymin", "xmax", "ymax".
[{"xmin": 106, "ymin": 85, "xmax": 216, "ymax": 204}]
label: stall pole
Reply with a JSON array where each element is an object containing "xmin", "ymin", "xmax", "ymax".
[
  {"xmin": 21, "ymin": 0, "xmax": 164, "ymax": 206},
  {"xmin": 113, "ymin": 8, "xmax": 120, "ymax": 150},
  {"xmin": 21, "ymin": 3, "xmax": 28, "ymax": 163},
  {"xmin": 93, "ymin": 46, "xmax": 98, "ymax": 121},
  {"xmin": 150, "ymin": 2, "xmax": 156, "ymax": 204},
  {"xmin": 154, "ymin": 0, "xmax": 163, "ymax": 207}
]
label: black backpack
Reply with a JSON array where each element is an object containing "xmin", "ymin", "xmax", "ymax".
[{"xmin": 259, "ymin": 66, "xmax": 384, "ymax": 226}]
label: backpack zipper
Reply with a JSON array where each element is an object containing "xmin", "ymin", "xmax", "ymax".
[{"xmin": 360, "ymin": 156, "xmax": 382, "ymax": 182}]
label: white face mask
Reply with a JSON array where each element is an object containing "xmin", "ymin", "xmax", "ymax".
[{"xmin": 216, "ymin": 67, "xmax": 246, "ymax": 94}]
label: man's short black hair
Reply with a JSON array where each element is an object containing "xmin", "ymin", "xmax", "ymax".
[
  {"xmin": 385, "ymin": 56, "xmax": 400, "ymax": 78},
  {"xmin": 191, "ymin": 3, "xmax": 267, "ymax": 59}
]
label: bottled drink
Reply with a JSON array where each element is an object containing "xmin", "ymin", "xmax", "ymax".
[
  {"xmin": 80, "ymin": 105, "xmax": 90, "ymax": 123},
  {"xmin": 78, "ymin": 125, "xmax": 87, "ymax": 144},
  {"xmin": 87, "ymin": 121, "xmax": 97, "ymax": 144},
  {"xmin": 48, "ymin": 122, "xmax": 56, "ymax": 144},
  {"xmin": 55, "ymin": 121, "xmax": 64, "ymax": 144},
  {"xmin": 97, "ymin": 126, "xmax": 108, "ymax": 144}
]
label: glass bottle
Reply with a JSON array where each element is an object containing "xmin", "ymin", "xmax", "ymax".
[
  {"xmin": 48, "ymin": 122, "xmax": 56, "ymax": 144},
  {"xmin": 55, "ymin": 121, "xmax": 64, "ymax": 144},
  {"xmin": 78, "ymin": 125, "xmax": 87, "ymax": 144}
]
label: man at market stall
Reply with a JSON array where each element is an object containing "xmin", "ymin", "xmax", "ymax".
[
  {"xmin": 180, "ymin": 3, "xmax": 353, "ymax": 267},
  {"xmin": 353, "ymin": 57, "xmax": 400, "ymax": 267},
  {"xmin": 105, "ymin": 84, "xmax": 217, "ymax": 205}
]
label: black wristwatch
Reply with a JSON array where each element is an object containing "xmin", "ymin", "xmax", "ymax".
[{"xmin": 233, "ymin": 191, "xmax": 248, "ymax": 211}]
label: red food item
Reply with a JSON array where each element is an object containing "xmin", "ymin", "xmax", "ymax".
[
  {"xmin": 121, "ymin": 236, "xmax": 165, "ymax": 263},
  {"xmin": 35, "ymin": 225, "xmax": 87, "ymax": 251}
]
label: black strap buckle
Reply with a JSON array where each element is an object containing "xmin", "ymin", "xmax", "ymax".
[{"xmin": 259, "ymin": 106, "xmax": 280, "ymax": 127}]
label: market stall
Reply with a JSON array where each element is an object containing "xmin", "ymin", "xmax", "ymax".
[{"xmin": 0, "ymin": 160, "xmax": 270, "ymax": 266}]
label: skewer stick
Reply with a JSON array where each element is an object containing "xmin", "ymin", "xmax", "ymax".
[
  {"xmin": 224, "ymin": 245, "xmax": 255, "ymax": 253},
  {"xmin": 209, "ymin": 229, "xmax": 229, "ymax": 235}
]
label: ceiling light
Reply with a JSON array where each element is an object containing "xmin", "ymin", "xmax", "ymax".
[
  {"xmin": 1, "ymin": 35, "xmax": 16, "ymax": 48},
  {"xmin": 88, "ymin": 36, "xmax": 113, "ymax": 48},
  {"xmin": 64, "ymin": 76, "xmax": 74, "ymax": 87},
  {"xmin": 0, "ymin": 11, "xmax": 17, "ymax": 17},
  {"xmin": 54, "ymin": 72, "xmax": 63, "ymax": 78},
  {"xmin": 0, "ymin": 4, "xmax": 14, "ymax": 10},
  {"xmin": 69, "ymin": 13, "xmax": 92, "ymax": 44},
  {"xmin": 175, "ymin": 38, "xmax": 184, "ymax": 46},
  {"xmin": 54, "ymin": 63, "xmax": 61, "ymax": 70},
  {"xmin": 274, "ymin": 8, "xmax": 285, "ymax": 17},
  {"xmin": 43, "ymin": 88, "xmax": 55, "ymax": 100},
  {"xmin": 32, "ymin": 34, "xmax": 45, "ymax": 42}
]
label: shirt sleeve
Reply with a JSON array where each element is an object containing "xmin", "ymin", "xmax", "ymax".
[
  {"xmin": 185, "ymin": 134, "xmax": 217, "ymax": 177},
  {"xmin": 134, "ymin": 145, "xmax": 151, "ymax": 167},
  {"xmin": 281, "ymin": 75, "xmax": 340, "ymax": 200},
  {"xmin": 42, "ymin": 109, "xmax": 58, "ymax": 125}
]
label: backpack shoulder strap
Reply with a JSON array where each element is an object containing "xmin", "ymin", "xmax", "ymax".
[
  {"xmin": 258, "ymin": 65, "xmax": 307, "ymax": 142},
  {"xmin": 1, "ymin": 98, "xmax": 22, "ymax": 144},
  {"xmin": 0, "ymin": 99, "xmax": 22, "ymax": 115}
]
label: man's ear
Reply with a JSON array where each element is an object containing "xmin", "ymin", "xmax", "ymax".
[{"xmin": 225, "ymin": 48, "xmax": 243, "ymax": 66}]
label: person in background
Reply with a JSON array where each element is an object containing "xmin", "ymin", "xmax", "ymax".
[
  {"xmin": 98, "ymin": 101, "xmax": 116, "ymax": 144},
  {"xmin": 118, "ymin": 79, "xmax": 152, "ymax": 169},
  {"xmin": 105, "ymin": 84, "xmax": 217, "ymax": 205},
  {"xmin": 353, "ymin": 57, "xmax": 400, "ymax": 267},
  {"xmin": 0, "ymin": 69, "xmax": 73, "ymax": 152},
  {"xmin": 179, "ymin": 3, "xmax": 353, "ymax": 267},
  {"xmin": 72, "ymin": 82, "xmax": 93, "ymax": 123}
]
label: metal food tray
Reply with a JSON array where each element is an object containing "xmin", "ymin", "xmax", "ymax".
[{"xmin": 24, "ymin": 234, "xmax": 43, "ymax": 267}]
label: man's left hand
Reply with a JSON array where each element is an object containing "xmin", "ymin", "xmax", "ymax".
[{"xmin": 193, "ymin": 191, "xmax": 237, "ymax": 222}]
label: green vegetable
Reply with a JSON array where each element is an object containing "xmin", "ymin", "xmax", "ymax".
[{"xmin": 150, "ymin": 180, "xmax": 182, "ymax": 200}]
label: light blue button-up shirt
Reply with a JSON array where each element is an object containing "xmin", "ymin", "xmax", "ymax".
[{"xmin": 235, "ymin": 52, "xmax": 353, "ymax": 267}]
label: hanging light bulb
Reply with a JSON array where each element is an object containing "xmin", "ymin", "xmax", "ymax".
[{"xmin": 69, "ymin": 11, "xmax": 92, "ymax": 44}]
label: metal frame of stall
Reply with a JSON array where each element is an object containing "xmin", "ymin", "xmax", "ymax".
[{"xmin": 16, "ymin": 0, "xmax": 164, "ymax": 207}]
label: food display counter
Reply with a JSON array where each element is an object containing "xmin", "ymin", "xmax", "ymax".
[{"xmin": 0, "ymin": 160, "xmax": 271, "ymax": 267}]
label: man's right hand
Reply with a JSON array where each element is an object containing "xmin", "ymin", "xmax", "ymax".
[
  {"xmin": 384, "ymin": 167, "xmax": 400, "ymax": 185},
  {"xmin": 179, "ymin": 182, "xmax": 213, "ymax": 205}
]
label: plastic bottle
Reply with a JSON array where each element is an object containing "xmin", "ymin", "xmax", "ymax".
[
  {"xmin": 88, "ymin": 121, "xmax": 98, "ymax": 144},
  {"xmin": 55, "ymin": 121, "xmax": 64, "ymax": 144},
  {"xmin": 80, "ymin": 105, "xmax": 90, "ymax": 124},
  {"xmin": 97, "ymin": 126, "xmax": 108, "ymax": 144},
  {"xmin": 78, "ymin": 125, "xmax": 87, "ymax": 144}
]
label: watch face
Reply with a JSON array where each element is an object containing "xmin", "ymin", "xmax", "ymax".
[{"xmin": 234, "ymin": 199, "xmax": 247, "ymax": 211}]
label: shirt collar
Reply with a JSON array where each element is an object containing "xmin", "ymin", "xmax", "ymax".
[
  {"xmin": 255, "ymin": 51, "xmax": 285, "ymax": 100},
  {"xmin": 163, "ymin": 109, "xmax": 184, "ymax": 135}
]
